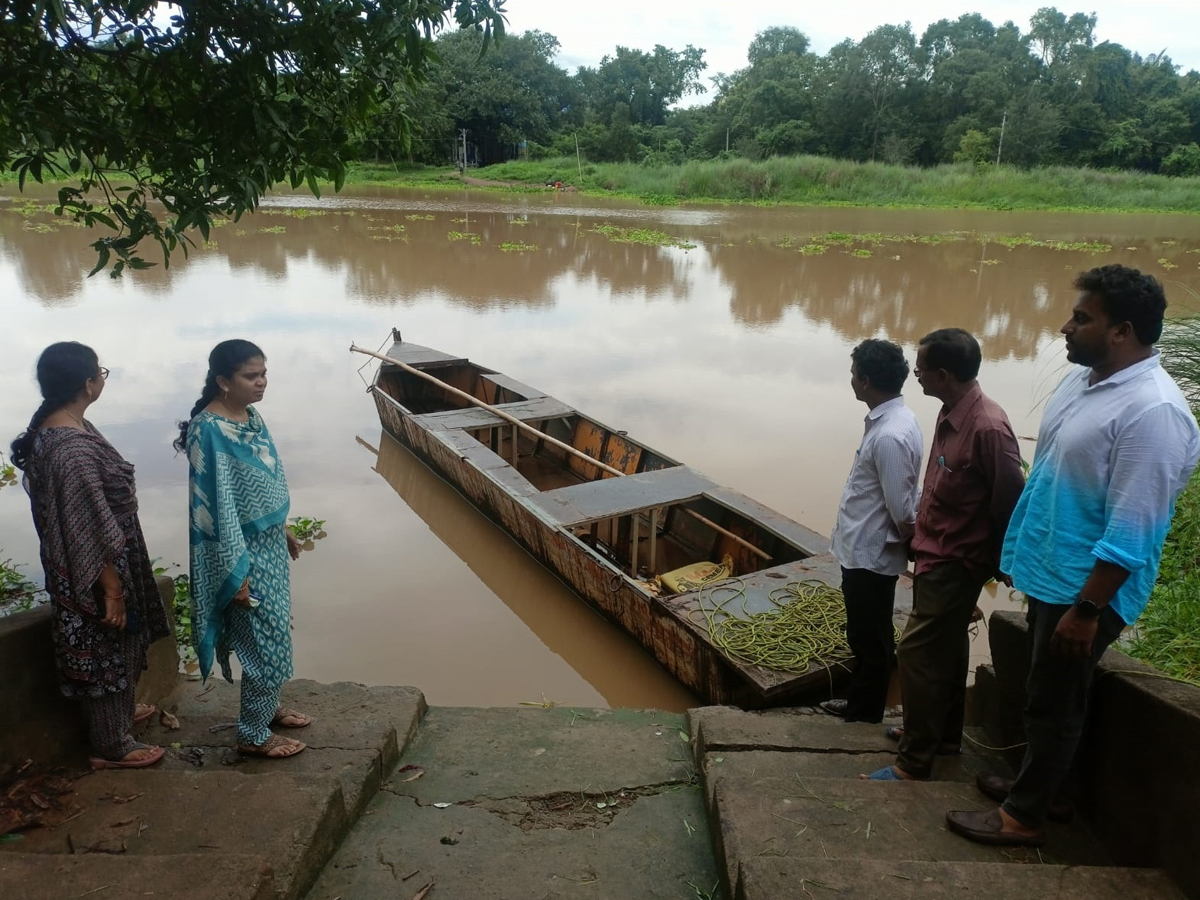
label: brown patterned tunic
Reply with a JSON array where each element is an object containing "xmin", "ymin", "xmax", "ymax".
[{"xmin": 24, "ymin": 423, "xmax": 169, "ymax": 698}]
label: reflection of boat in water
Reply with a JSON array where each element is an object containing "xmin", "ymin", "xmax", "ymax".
[
  {"xmin": 367, "ymin": 337, "xmax": 907, "ymax": 707},
  {"xmin": 370, "ymin": 432, "xmax": 697, "ymax": 710}
]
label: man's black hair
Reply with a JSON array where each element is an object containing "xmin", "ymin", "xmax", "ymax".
[
  {"xmin": 1074, "ymin": 264, "xmax": 1167, "ymax": 345},
  {"xmin": 918, "ymin": 328, "xmax": 981, "ymax": 383},
  {"xmin": 851, "ymin": 339, "xmax": 909, "ymax": 394}
]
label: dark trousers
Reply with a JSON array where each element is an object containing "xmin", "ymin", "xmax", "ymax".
[
  {"xmin": 840, "ymin": 567, "xmax": 899, "ymax": 723},
  {"xmin": 1003, "ymin": 598, "xmax": 1124, "ymax": 829},
  {"xmin": 896, "ymin": 561, "xmax": 986, "ymax": 778}
]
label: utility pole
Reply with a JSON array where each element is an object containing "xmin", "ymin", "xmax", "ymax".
[
  {"xmin": 996, "ymin": 112, "xmax": 1007, "ymax": 166},
  {"xmin": 725, "ymin": 128, "xmax": 730, "ymax": 153},
  {"xmin": 460, "ymin": 128, "xmax": 468, "ymax": 172},
  {"xmin": 574, "ymin": 131, "xmax": 582, "ymax": 180}
]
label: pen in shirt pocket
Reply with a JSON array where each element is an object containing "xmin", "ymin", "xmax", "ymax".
[{"xmin": 938, "ymin": 455, "xmax": 954, "ymax": 472}]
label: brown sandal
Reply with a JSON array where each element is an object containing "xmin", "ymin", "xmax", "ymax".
[
  {"xmin": 238, "ymin": 734, "xmax": 306, "ymax": 759},
  {"xmin": 271, "ymin": 707, "xmax": 312, "ymax": 729},
  {"xmin": 133, "ymin": 704, "xmax": 157, "ymax": 725},
  {"xmin": 89, "ymin": 744, "xmax": 165, "ymax": 770}
]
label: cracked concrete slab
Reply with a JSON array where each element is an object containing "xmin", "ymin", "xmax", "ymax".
[
  {"xmin": 380, "ymin": 707, "xmax": 696, "ymax": 804},
  {"xmin": 735, "ymin": 858, "xmax": 1187, "ymax": 900},
  {"xmin": 308, "ymin": 782, "xmax": 717, "ymax": 900}
]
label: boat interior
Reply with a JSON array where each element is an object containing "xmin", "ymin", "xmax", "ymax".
[{"xmin": 377, "ymin": 360, "xmax": 807, "ymax": 590}]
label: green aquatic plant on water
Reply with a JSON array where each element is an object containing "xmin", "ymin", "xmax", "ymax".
[
  {"xmin": 588, "ymin": 224, "xmax": 695, "ymax": 250},
  {"xmin": 447, "ymin": 231, "xmax": 481, "ymax": 244},
  {"xmin": 288, "ymin": 516, "xmax": 327, "ymax": 543},
  {"xmin": 499, "ymin": 241, "xmax": 539, "ymax": 252}
]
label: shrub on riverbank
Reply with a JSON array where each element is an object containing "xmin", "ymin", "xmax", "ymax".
[
  {"xmin": 1128, "ymin": 314, "xmax": 1200, "ymax": 684},
  {"xmin": 474, "ymin": 155, "xmax": 1200, "ymax": 214}
]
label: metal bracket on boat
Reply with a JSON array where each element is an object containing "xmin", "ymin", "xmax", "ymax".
[{"xmin": 391, "ymin": 327, "xmax": 403, "ymax": 344}]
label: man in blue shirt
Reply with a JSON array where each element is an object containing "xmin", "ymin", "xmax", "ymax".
[{"xmin": 947, "ymin": 265, "xmax": 1200, "ymax": 848}]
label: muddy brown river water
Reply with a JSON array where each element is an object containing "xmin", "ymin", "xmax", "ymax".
[{"xmin": 3, "ymin": 186, "xmax": 1199, "ymax": 711}]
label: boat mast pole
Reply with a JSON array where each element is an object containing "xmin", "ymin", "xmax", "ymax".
[{"xmin": 350, "ymin": 344, "xmax": 772, "ymax": 562}]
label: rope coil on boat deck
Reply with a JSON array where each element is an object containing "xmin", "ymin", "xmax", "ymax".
[{"xmin": 691, "ymin": 578, "xmax": 901, "ymax": 675}]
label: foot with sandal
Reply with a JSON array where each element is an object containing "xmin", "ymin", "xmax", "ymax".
[{"xmin": 237, "ymin": 706, "xmax": 312, "ymax": 759}]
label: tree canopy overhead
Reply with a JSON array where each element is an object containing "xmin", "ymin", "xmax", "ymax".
[{"xmin": 0, "ymin": 0, "xmax": 506, "ymax": 274}]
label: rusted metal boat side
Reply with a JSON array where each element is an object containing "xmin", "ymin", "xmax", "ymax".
[{"xmin": 368, "ymin": 340, "xmax": 874, "ymax": 707}]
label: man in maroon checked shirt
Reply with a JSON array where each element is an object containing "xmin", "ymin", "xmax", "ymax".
[{"xmin": 863, "ymin": 328, "xmax": 1026, "ymax": 782}]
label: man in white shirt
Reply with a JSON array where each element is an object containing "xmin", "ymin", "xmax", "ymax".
[
  {"xmin": 823, "ymin": 339, "xmax": 924, "ymax": 723},
  {"xmin": 948, "ymin": 264, "xmax": 1200, "ymax": 847}
]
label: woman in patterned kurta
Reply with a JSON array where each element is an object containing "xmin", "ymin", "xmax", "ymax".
[
  {"xmin": 176, "ymin": 340, "xmax": 309, "ymax": 758},
  {"xmin": 11, "ymin": 342, "xmax": 170, "ymax": 769}
]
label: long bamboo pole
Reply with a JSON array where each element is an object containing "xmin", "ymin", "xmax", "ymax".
[{"xmin": 350, "ymin": 343, "xmax": 772, "ymax": 562}]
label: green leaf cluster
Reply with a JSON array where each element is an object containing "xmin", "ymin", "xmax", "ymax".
[{"xmin": 1, "ymin": 0, "xmax": 507, "ymax": 273}]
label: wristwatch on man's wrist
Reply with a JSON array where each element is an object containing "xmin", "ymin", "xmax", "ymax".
[{"xmin": 1071, "ymin": 595, "xmax": 1102, "ymax": 619}]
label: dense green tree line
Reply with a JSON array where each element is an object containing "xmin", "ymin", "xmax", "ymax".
[{"xmin": 368, "ymin": 7, "xmax": 1200, "ymax": 176}]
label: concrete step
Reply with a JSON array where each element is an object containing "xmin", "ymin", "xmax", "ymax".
[
  {"xmin": 306, "ymin": 706, "xmax": 720, "ymax": 900},
  {"xmin": 735, "ymin": 858, "xmax": 1186, "ymax": 900},
  {"xmin": 700, "ymin": 747, "xmax": 1001, "ymax": 790},
  {"xmin": 140, "ymin": 679, "xmax": 426, "ymax": 819},
  {"xmin": 8, "ymin": 769, "xmax": 345, "ymax": 900},
  {"xmin": 0, "ymin": 852, "xmax": 278, "ymax": 900},
  {"xmin": 707, "ymin": 769, "xmax": 1108, "ymax": 897},
  {"xmin": 2, "ymin": 681, "xmax": 428, "ymax": 900},
  {"xmin": 691, "ymin": 706, "xmax": 1007, "ymax": 768}
]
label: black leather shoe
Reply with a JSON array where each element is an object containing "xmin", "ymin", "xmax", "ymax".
[
  {"xmin": 975, "ymin": 772, "xmax": 1073, "ymax": 823},
  {"xmin": 819, "ymin": 699, "xmax": 848, "ymax": 717}
]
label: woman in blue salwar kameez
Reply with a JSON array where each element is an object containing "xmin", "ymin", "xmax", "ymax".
[{"xmin": 176, "ymin": 340, "xmax": 310, "ymax": 758}]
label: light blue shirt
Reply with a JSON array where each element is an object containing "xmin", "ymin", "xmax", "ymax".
[
  {"xmin": 1001, "ymin": 353, "xmax": 1200, "ymax": 624},
  {"xmin": 831, "ymin": 397, "xmax": 924, "ymax": 576}
]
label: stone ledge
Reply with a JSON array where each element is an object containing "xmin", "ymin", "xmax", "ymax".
[
  {"xmin": 0, "ymin": 852, "xmax": 278, "ymax": 900},
  {"xmin": 736, "ymin": 858, "xmax": 1186, "ymax": 900},
  {"xmin": 0, "ymin": 575, "xmax": 179, "ymax": 766}
]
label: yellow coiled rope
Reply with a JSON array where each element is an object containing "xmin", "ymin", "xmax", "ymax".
[{"xmin": 691, "ymin": 577, "xmax": 900, "ymax": 674}]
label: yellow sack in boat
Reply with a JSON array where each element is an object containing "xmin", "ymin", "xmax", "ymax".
[{"xmin": 660, "ymin": 555, "xmax": 734, "ymax": 593}]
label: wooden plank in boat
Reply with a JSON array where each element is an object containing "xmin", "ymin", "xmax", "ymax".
[
  {"xmin": 481, "ymin": 373, "xmax": 548, "ymax": 400},
  {"xmin": 383, "ymin": 341, "xmax": 469, "ymax": 369},
  {"xmin": 531, "ymin": 466, "xmax": 717, "ymax": 526},
  {"xmin": 432, "ymin": 429, "xmax": 516, "ymax": 471},
  {"xmin": 412, "ymin": 396, "xmax": 576, "ymax": 431},
  {"xmin": 705, "ymin": 485, "xmax": 831, "ymax": 557}
]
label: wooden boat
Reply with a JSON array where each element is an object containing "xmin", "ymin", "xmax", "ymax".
[{"xmin": 364, "ymin": 333, "xmax": 912, "ymax": 708}]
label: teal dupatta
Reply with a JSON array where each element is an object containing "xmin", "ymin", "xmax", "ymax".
[{"xmin": 186, "ymin": 408, "xmax": 290, "ymax": 681}]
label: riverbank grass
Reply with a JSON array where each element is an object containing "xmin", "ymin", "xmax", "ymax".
[
  {"xmin": 477, "ymin": 156, "xmax": 1200, "ymax": 213},
  {"xmin": 1127, "ymin": 315, "xmax": 1200, "ymax": 684}
]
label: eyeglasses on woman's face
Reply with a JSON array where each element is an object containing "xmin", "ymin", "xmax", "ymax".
[{"xmin": 97, "ymin": 367, "xmax": 110, "ymax": 380}]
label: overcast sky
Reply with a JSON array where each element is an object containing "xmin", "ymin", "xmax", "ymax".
[{"xmin": 502, "ymin": 0, "xmax": 1200, "ymax": 104}]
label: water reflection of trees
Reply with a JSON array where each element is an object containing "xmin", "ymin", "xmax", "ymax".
[
  {"xmin": 4, "ymin": 202, "xmax": 1198, "ymax": 363},
  {"xmin": 707, "ymin": 240, "xmax": 1080, "ymax": 360}
]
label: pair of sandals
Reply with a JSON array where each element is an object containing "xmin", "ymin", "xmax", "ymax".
[{"xmin": 236, "ymin": 707, "xmax": 312, "ymax": 759}]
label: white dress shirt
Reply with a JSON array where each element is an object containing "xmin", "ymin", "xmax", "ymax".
[{"xmin": 831, "ymin": 396, "xmax": 924, "ymax": 576}]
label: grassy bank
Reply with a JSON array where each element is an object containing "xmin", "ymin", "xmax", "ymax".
[
  {"xmin": 1127, "ymin": 314, "xmax": 1200, "ymax": 684},
  {"xmin": 9, "ymin": 156, "xmax": 1200, "ymax": 214},
  {"xmin": 474, "ymin": 156, "xmax": 1200, "ymax": 213}
]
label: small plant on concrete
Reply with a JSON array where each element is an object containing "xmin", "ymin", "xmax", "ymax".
[{"xmin": 0, "ymin": 557, "xmax": 45, "ymax": 617}]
